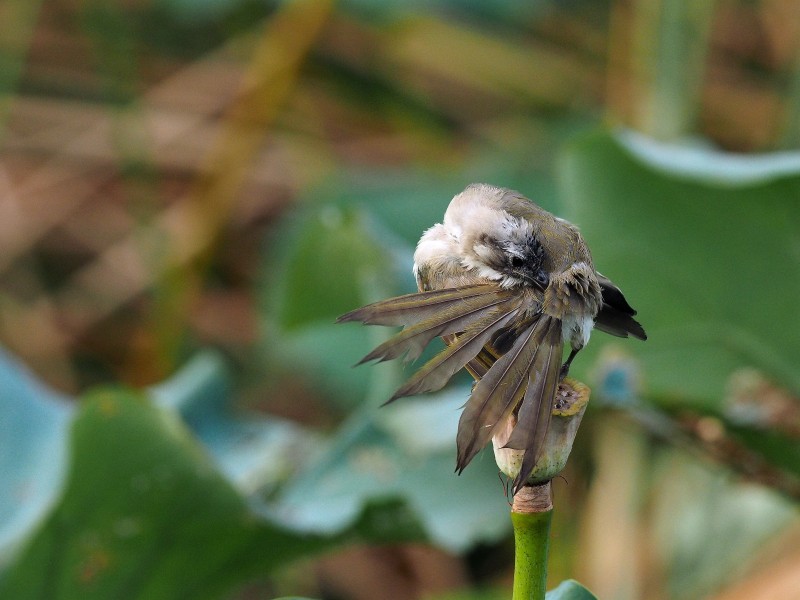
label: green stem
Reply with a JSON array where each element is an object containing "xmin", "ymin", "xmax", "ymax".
[
  {"xmin": 630, "ymin": 0, "xmax": 716, "ymax": 140},
  {"xmin": 779, "ymin": 33, "xmax": 800, "ymax": 149},
  {"xmin": 511, "ymin": 484, "xmax": 553, "ymax": 600}
]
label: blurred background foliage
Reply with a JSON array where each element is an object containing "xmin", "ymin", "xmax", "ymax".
[{"xmin": 1, "ymin": 0, "xmax": 800, "ymax": 598}]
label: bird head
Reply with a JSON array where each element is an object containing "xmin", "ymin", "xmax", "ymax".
[{"xmin": 444, "ymin": 185, "xmax": 549, "ymax": 290}]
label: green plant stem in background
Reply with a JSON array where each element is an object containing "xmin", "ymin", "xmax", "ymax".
[
  {"xmin": 152, "ymin": 0, "xmax": 334, "ymax": 374},
  {"xmin": 512, "ymin": 483, "xmax": 553, "ymax": 600},
  {"xmin": 0, "ymin": 0, "xmax": 42, "ymax": 136},
  {"xmin": 779, "ymin": 38, "xmax": 800, "ymax": 149},
  {"xmin": 629, "ymin": 0, "xmax": 716, "ymax": 140}
]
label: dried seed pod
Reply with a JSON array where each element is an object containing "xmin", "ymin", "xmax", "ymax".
[{"xmin": 492, "ymin": 378, "xmax": 590, "ymax": 485}]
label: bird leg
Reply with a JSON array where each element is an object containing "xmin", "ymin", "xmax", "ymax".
[{"xmin": 559, "ymin": 348, "xmax": 580, "ymax": 380}]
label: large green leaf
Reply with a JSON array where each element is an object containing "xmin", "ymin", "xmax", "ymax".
[
  {"xmin": 0, "ymin": 350, "xmax": 72, "ymax": 568},
  {"xmin": 1, "ymin": 350, "xmax": 515, "ymax": 598},
  {"xmin": 269, "ymin": 206, "xmax": 390, "ymax": 331},
  {"xmin": 148, "ymin": 351, "xmax": 319, "ymax": 494},
  {"xmin": 0, "ymin": 380, "xmax": 448, "ymax": 598},
  {"xmin": 263, "ymin": 205, "xmax": 399, "ymax": 408},
  {"xmin": 268, "ymin": 387, "xmax": 513, "ymax": 552},
  {"xmin": 546, "ymin": 580, "xmax": 597, "ymax": 600},
  {"xmin": 0, "ymin": 388, "xmax": 342, "ymax": 599},
  {"xmin": 559, "ymin": 130, "xmax": 800, "ymax": 409}
]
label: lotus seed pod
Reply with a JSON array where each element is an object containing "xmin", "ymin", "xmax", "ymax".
[{"xmin": 493, "ymin": 378, "xmax": 590, "ymax": 484}]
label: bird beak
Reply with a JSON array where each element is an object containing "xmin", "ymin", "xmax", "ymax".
[{"xmin": 517, "ymin": 269, "xmax": 549, "ymax": 291}]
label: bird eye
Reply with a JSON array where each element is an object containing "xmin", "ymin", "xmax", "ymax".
[{"xmin": 510, "ymin": 256, "xmax": 524, "ymax": 268}]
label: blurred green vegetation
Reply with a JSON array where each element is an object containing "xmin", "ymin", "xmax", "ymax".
[{"xmin": 1, "ymin": 0, "xmax": 800, "ymax": 599}]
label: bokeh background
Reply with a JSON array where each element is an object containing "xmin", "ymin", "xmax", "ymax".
[{"xmin": 1, "ymin": 0, "xmax": 800, "ymax": 598}]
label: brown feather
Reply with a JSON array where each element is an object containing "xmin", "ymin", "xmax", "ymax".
[
  {"xmin": 455, "ymin": 314, "xmax": 549, "ymax": 473},
  {"xmin": 386, "ymin": 302, "xmax": 521, "ymax": 403},
  {"xmin": 356, "ymin": 292, "xmax": 516, "ymax": 365},
  {"xmin": 337, "ymin": 285, "xmax": 506, "ymax": 326},
  {"xmin": 441, "ymin": 333, "xmax": 493, "ymax": 380},
  {"xmin": 503, "ymin": 318, "xmax": 563, "ymax": 494},
  {"xmin": 461, "ymin": 347, "xmax": 496, "ymax": 380}
]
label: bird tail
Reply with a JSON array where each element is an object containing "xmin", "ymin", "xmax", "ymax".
[
  {"xmin": 456, "ymin": 315, "xmax": 563, "ymax": 495},
  {"xmin": 595, "ymin": 275, "xmax": 647, "ymax": 340}
]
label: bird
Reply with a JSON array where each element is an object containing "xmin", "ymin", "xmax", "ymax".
[{"xmin": 338, "ymin": 183, "xmax": 646, "ymax": 493}]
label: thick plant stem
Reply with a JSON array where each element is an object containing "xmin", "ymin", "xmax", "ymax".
[{"xmin": 511, "ymin": 482, "xmax": 553, "ymax": 600}]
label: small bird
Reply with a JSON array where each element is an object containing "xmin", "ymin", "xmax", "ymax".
[{"xmin": 338, "ymin": 183, "xmax": 646, "ymax": 493}]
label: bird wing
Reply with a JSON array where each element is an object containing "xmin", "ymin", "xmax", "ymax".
[
  {"xmin": 355, "ymin": 292, "xmax": 516, "ymax": 365},
  {"xmin": 460, "ymin": 346, "xmax": 498, "ymax": 380},
  {"xmin": 336, "ymin": 285, "xmax": 505, "ymax": 326},
  {"xmin": 385, "ymin": 302, "xmax": 521, "ymax": 402}
]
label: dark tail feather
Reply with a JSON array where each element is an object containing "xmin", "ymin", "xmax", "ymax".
[
  {"xmin": 505, "ymin": 318, "xmax": 563, "ymax": 495},
  {"xmin": 597, "ymin": 274, "xmax": 637, "ymax": 315},
  {"xmin": 337, "ymin": 285, "xmax": 507, "ymax": 326},
  {"xmin": 595, "ymin": 274, "xmax": 647, "ymax": 340},
  {"xmin": 595, "ymin": 304, "xmax": 647, "ymax": 340},
  {"xmin": 455, "ymin": 315, "xmax": 549, "ymax": 473},
  {"xmin": 356, "ymin": 293, "xmax": 515, "ymax": 365},
  {"xmin": 386, "ymin": 304, "xmax": 520, "ymax": 403}
]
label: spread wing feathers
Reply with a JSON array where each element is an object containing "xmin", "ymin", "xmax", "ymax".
[
  {"xmin": 461, "ymin": 347, "xmax": 496, "ymax": 380},
  {"xmin": 440, "ymin": 333, "xmax": 494, "ymax": 381},
  {"xmin": 503, "ymin": 318, "xmax": 563, "ymax": 494},
  {"xmin": 459, "ymin": 330, "xmax": 508, "ymax": 380},
  {"xmin": 455, "ymin": 315, "xmax": 552, "ymax": 474},
  {"xmin": 356, "ymin": 293, "xmax": 516, "ymax": 365},
  {"xmin": 337, "ymin": 285, "xmax": 509, "ymax": 326},
  {"xmin": 385, "ymin": 304, "xmax": 521, "ymax": 403}
]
